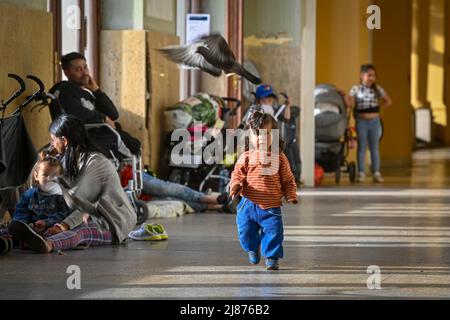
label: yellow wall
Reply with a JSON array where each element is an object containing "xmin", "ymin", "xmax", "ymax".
[
  {"xmin": 0, "ymin": 4, "xmax": 53, "ymax": 150},
  {"xmin": 316, "ymin": 0, "xmax": 370, "ymax": 165},
  {"xmin": 316, "ymin": 0, "xmax": 370, "ymax": 92},
  {"xmin": 373, "ymin": 0, "xmax": 413, "ymax": 167},
  {"xmin": 317, "ymin": 0, "xmax": 413, "ymax": 168}
]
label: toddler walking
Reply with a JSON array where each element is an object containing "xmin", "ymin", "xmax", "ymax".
[{"xmin": 230, "ymin": 111, "xmax": 298, "ymax": 270}]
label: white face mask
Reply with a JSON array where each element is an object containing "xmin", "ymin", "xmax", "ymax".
[
  {"xmin": 260, "ymin": 104, "xmax": 275, "ymax": 116},
  {"xmin": 40, "ymin": 181, "xmax": 63, "ymax": 195}
]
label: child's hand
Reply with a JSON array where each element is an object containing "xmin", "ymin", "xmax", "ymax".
[
  {"xmin": 82, "ymin": 213, "xmax": 90, "ymax": 225},
  {"xmin": 287, "ymin": 197, "xmax": 298, "ymax": 204},
  {"xmin": 47, "ymin": 223, "xmax": 68, "ymax": 235},
  {"xmin": 229, "ymin": 184, "xmax": 243, "ymax": 199},
  {"xmin": 34, "ymin": 220, "xmax": 47, "ymax": 232}
]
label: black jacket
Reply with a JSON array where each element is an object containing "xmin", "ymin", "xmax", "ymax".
[
  {"xmin": 49, "ymin": 81, "xmax": 141, "ymax": 156},
  {"xmin": 49, "ymin": 81, "xmax": 119, "ymax": 124}
]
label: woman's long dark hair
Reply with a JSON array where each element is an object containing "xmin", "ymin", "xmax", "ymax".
[
  {"xmin": 360, "ymin": 64, "xmax": 381, "ymax": 98},
  {"xmin": 49, "ymin": 115, "xmax": 106, "ymax": 181}
]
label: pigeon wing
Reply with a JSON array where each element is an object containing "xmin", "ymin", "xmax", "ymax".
[
  {"xmin": 158, "ymin": 44, "xmax": 222, "ymax": 77},
  {"xmin": 197, "ymin": 34, "xmax": 262, "ymax": 84},
  {"xmin": 197, "ymin": 34, "xmax": 237, "ymax": 69}
]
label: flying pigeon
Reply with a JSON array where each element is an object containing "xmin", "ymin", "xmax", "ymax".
[{"xmin": 158, "ymin": 34, "xmax": 262, "ymax": 85}]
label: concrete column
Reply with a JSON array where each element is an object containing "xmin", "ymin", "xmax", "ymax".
[
  {"xmin": 101, "ymin": 0, "xmax": 143, "ymax": 30},
  {"xmin": 300, "ymin": 0, "xmax": 316, "ymax": 187},
  {"xmin": 411, "ymin": 0, "xmax": 430, "ymax": 109}
]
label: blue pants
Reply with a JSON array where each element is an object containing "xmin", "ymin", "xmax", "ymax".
[
  {"xmin": 142, "ymin": 173, "xmax": 208, "ymax": 212},
  {"xmin": 236, "ymin": 197, "xmax": 284, "ymax": 260},
  {"xmin": 356, "ymin": 117, "xmax": 382, "ymax": 174}
]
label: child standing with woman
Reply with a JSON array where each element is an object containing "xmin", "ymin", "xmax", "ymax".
[
  {"xmin": 229, "ymin": 111, "xmax": 298, "ymax": 271},
  {"xmin": 346, "ymin": 64, "xmax": 392, "ymax": 183}
]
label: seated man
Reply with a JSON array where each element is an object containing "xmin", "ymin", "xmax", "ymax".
[
  {"xmin": 49, "ymin": 52, "xmax": 140, "ymax": 155},
  {"xmin": 50, "ymin": 52, "xmax": 228, "ymax": 213},
  {"xmin": 49, "ymin": 52, "xmax": 118, "ymax": 126}
]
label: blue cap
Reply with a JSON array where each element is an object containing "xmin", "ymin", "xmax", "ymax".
[{"xmin": 255, "ymin": 84, "xmax": 278, "ymax": 100}]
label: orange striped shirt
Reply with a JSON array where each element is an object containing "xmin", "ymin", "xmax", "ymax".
[{"xmin": 230, "ymin": 150, "xmax": 298, "ymax": 209}]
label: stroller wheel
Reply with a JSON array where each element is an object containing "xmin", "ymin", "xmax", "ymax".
[
  {"xmin": 135, "ymin": 200, "xmax": 149, "ymax": 225},
  {"xmin": 0, "ymin": 237, "xmax": 8, "ymax": 255},
  {"xmin": 0, "ymin": 236, "xmax": 12, "ymax": 255},
  {"xmin": 335, "ymin": 168, "xmax": 341, "ymax": 184},
  {"xmin": 348, "ymin": 162, "xmax": 356, "ymax": 183},
  {"xmin": 168, "ymin": 169, "xmax": 183, "ymax": 184}
]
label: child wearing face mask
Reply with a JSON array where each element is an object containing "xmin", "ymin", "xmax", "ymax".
[
  {"xmin": 242, "ymin": 84, "xmax": 292, "ymax": 126},
  {"xmin": 12, "ymin": 151, "xmax": 72, "ymax": 235}
]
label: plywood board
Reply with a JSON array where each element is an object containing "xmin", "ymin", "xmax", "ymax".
[
  {"xmin": 100, "ymin": 30, "xmax": 149, "ymax": 164},
  {"xmin": 0, "ymin": 3, "xmax": 53, "ymax": 150},
  {"xmin": 146, "ymin": 31, "xmax": 180, "ymax": 174}
]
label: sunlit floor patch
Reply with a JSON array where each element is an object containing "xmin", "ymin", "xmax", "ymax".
[
  {"xmin": 283, "ymin": 225, "xmax": 450, "ymax": 247},
  {"xmin": 298, "ymin": 189, "xmax": 450, "ymax": 197},
  {"xmin": 76, "ymin": 268, "xmax": 450, "ymax": 299}
]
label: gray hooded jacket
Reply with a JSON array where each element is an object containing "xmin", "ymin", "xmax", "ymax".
[{"xmin": 61, "ymin": 152, "xmax": 136, "ymax": 242}]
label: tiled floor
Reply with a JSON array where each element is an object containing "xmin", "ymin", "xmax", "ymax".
[{"xmin": 1, "ymin": 149, "xmax": 450, "ymax": 299}]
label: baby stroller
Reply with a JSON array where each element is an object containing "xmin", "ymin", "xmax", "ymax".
[
  {"xmin": 1, "ymin": 75, "xmax": 44, "ymax": 202},
  {"xmin": 165, "ymin": 94, "xmax": 241, "ymax": 193},
  {"xmin": 44, "ymin": 91, "xmax": 149, "ymax": 224},
  {"xmin": 314, "ymin": 84, "xmax": 356, "ymax": 184},
  {"xmin": 0, "ymin": 74, "xmax": 47, "ymax": 254}
]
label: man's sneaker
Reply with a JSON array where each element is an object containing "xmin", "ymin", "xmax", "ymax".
[
  {"xmin": 373, "ymin": 172, "xmax": 384, "ymax": 183},
  {"xmin": 248, "ymin": 251, "xmax": 261, "ymax": 264},
  {"xmin": 8, "ymin": 220, "xmax": 52, "ymax": 254},
  {"xmin": 357, "ymin": 172, "xmax": 365, "ymax": 183},
  {"xmin": 152, "ymin": 224, "xmax": 168, "ymax": 240},
  {"xmin": 265, "ymin": 258, "xmax": 279, "ymax": 271},
  {"xmin": 216, "ymin": 192, "xmax": 229, "ymax": 205},
  {"xmin": 128, "ymin": 224, "xmax": 162, "ymax": 241},
  {"xmin": 224, "ymin": 195, "xmax": 241, "ymax": 214}
]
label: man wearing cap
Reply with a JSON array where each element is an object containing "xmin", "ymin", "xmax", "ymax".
[{"xmin": 242, "ymin": 84, "xmax": 291, "ymax": 125}]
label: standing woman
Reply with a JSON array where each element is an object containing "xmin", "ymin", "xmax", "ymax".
[
  {"xmin": 9, "ymin": 115, "xmax": 137, "ymax": 253},
  {"xmin": 345, "ymin": 64, "xmax": 392, "ymax": 183}
]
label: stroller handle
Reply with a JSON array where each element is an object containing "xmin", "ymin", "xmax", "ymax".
[
  {"xmin": 13, "ymin": 75, "xmax": 46, "ymax": 114},
  {"xmin": 27, "ymin": 75, "xmax": 45, "ymax": 92},
  {"xmin": 1, "ymin": 74, "xmax": 26, "ymax": 109},
  {"xmin": 221, "ymin": 97, "xmax": 241, "ymax": 109},
  {"xmin": 221, "ymin": 97, "xmax": 242, "ymax": 117},
  {"xmin": 8, "ymin": 74, "xmax": 26, "ymax": 91}
]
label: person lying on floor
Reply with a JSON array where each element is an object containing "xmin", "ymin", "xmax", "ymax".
[
  {"xmin": 10, "ymin": 152, "xmax": 72, "ymax": 238},
  {"xmin": 8, "ymin": 115, "xmax": 137, "ymax": 253},
  {"xmin": 51, "ymin": 52, "xmax": 229, "ymax": 213}
]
